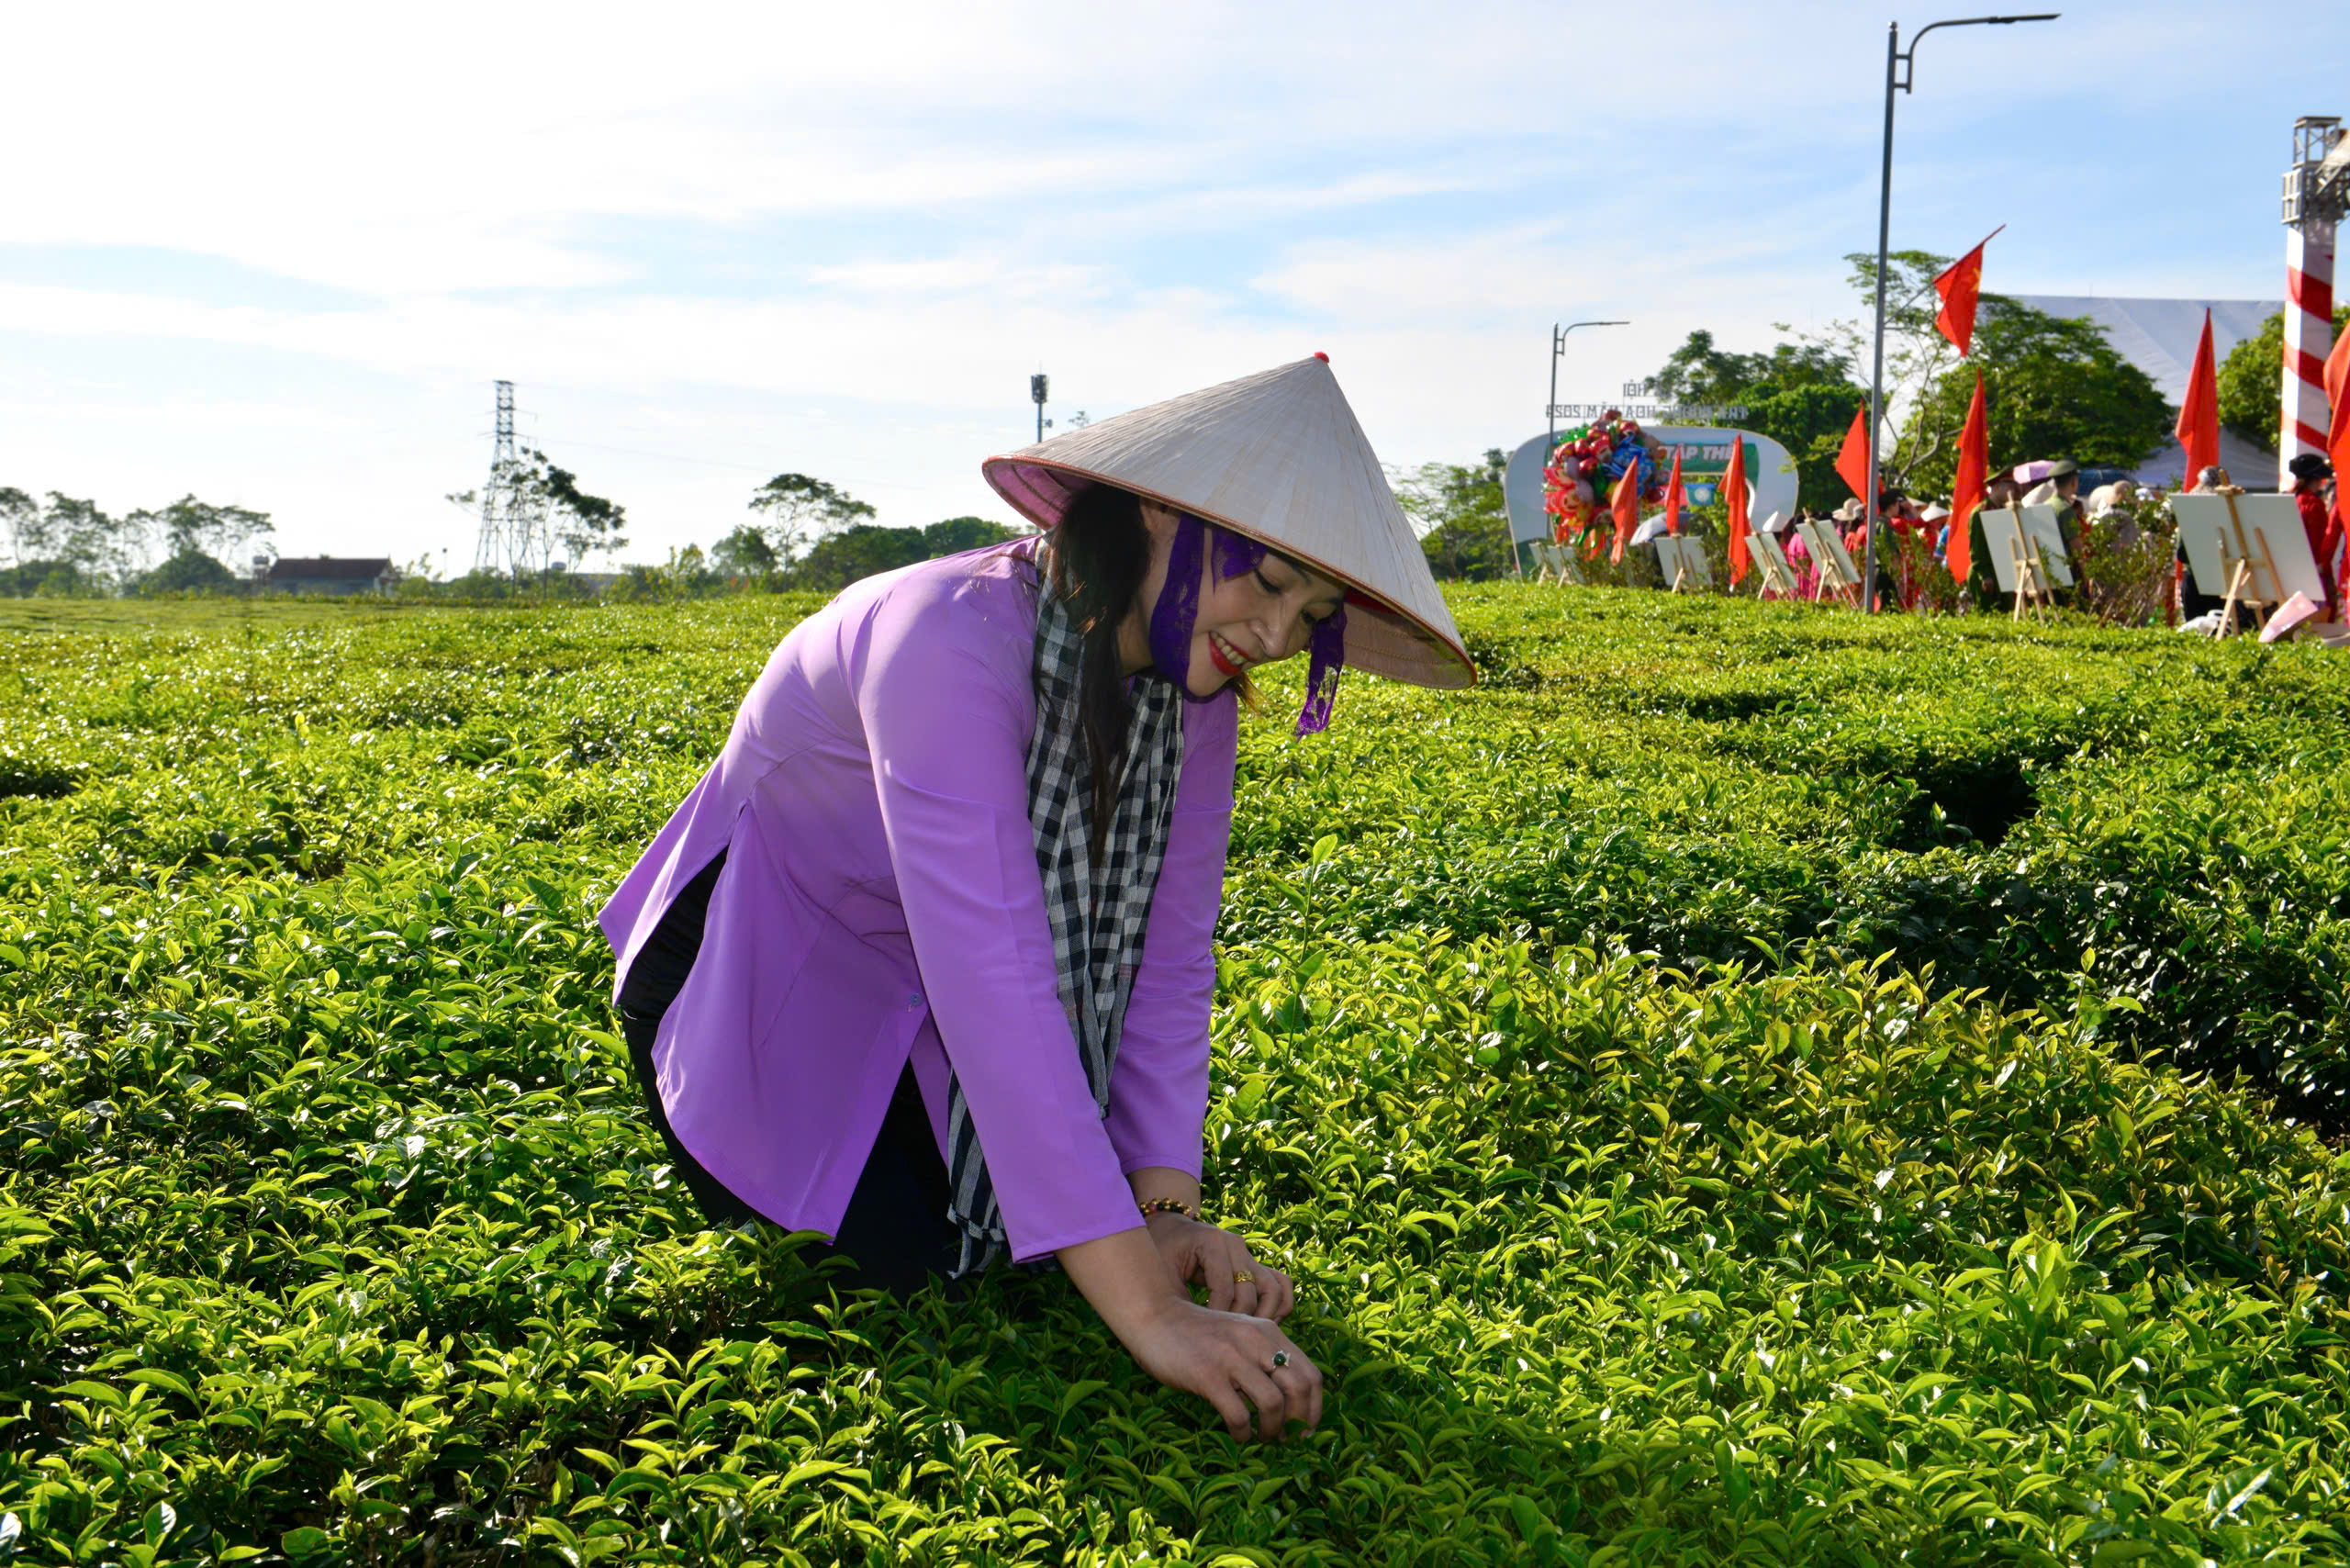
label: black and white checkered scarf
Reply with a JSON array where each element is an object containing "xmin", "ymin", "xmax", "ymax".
[{"xmin": 942, "ymin": 578, "xmax": 1187, "ymax": 1278}]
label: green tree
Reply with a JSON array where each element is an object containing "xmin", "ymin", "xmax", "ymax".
[
  {"xmin": 133, "ymin": 548, "xmax": 242, "ymax": 596},
  {"xmin": 1397, "ymin": 451, "xmax": 1515, "ymax": 580},
  {"xmin": 747, "ymin": 474, "xmax": 876, "ymax": 566},
  {"xmin": 1645, "ymin": 331, "xmax": 1865, "ymax": 515},
  {"xmin": 125, "ymin": 495, "xmax": 274, "ymax": 566},
  {"xmin": 1899, "ymin": 297, "xmax": 2173, "ymax": 498},
  {"xmin": 524, "ymin": 451, "xmax": 627, "ymax": 567},
  {"xmin": 0, "ymin": 487, "xmax": 37, "ymax": 568},
  {"xmin": 1650, "ymin": 331, "xmax": 1852, "ymax": 403},
  {"xmin": 1787, "ymin": 252, "xmax": 2172, "ymax": 498},
  {"xmin": 2216, "ymin": 306, "xmax": 2350, "ymax": 454},
  {"xmin": 28, "ymin": 494, "xmax": 131, "ymax": 588},
  {"xmin": 709, "ymin": 524, "xmax": 778, "ymax": 581},
  {"xmin": 781, "ymin": 524, "xmax": 930, "ymax": 593},
  {"xmin": 922, "ymin": 516, "xmax": 1021, "ymax": 556},
  {"xmin": 1751, "ymin": 382, "xmax": 1871, "ymax": 516},
  {"xmin": 1820, "ymin": 250, "xmax": 1974, "ymax": 484}
]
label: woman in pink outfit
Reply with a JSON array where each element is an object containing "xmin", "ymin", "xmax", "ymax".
[{"xmin": 600, "ymin": 356, "xmax": 1473, "ymax": 1443}]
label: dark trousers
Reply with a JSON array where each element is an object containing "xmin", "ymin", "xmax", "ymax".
[{"xmin": 615, "ymin": 851, "xmax": 966, "ymax": 1300}]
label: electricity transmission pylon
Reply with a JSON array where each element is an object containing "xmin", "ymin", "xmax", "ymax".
[{"xmin": 470, "ymin": 380, "xmax": 552, "ymax": 576}]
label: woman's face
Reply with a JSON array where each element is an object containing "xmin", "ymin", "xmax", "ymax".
[{"xmin": 1129, "ymin": 507, "xmax": 1347, "ymax": 697}]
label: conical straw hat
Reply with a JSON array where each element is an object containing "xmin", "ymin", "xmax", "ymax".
[{"xmin": 982, "ymin": 355, "xmax": 1475, "ymax": 689}]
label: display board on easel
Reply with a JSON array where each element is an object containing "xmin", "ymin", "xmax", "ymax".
[
  {"xmin": 1748, "ymin": 529, "xmax": 1796, "ymax": 597},
  {"xmin": 1796, "ymin": 519, "xmax": 1861, "ymax": 604},
  {"xmin": 1653, "ymin": 535, "xmax": 1712, "ymax": 592},
  {"xmin": 1541, "ymin": 540, "xmax": 1588, "ymax": 585},
  {"xmin": 2169, "ymin": 493, "xmax": 2324, "ymax": 635},
  {"xmin": 1981, "ymin": 505, "xmax": 2071, "ymax": 619}
]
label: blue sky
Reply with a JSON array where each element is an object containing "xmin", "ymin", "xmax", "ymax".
[{"xmin": 2, "ymin": 0, "xmax": 2338, "ymax": 572}]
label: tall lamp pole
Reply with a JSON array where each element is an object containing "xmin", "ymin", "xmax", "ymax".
[
  {"xmin": 1862, "ymin": 13, "xmax": 2056, "ymax": 612},
  {"xmin": 1535, "ymin": 319, "xmax": 1628, "ymax": 576},
  {"xmin": 1031, "ymin": 372, "xmax": 1050, "ymax": 443},
  {"xmin": 1550, "ymin": 320, "xmax": 1629, "ymax": 449}
]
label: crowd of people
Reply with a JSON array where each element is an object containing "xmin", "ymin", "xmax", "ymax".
[{"xmin": 1758, "ymin": 452, "xmax": 2345, "ymax": 625}]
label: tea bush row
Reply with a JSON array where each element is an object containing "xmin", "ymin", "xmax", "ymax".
[{"xmin": 2, "ymin": 586, "xmax": 2348, "ymax": 1563}]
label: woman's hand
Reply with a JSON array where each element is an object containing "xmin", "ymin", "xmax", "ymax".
[
  {"xmin": 1144, "ymin": 1212, "xmax": 1295, "ymax": 1322},
  {"xmin": 1121, "ymin": 1297, "xmax": 1324, "ymax": 1444},
  {"xmin": 1056, "ymin": 1226, "xmax": 1323, "ymax": 1444}
]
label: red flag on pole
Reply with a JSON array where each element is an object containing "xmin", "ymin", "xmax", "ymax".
[
  {"xmin": 1835, "ymin": 403, "xmax": 1873, "ymax": 500},
  {"xmin": 1725, "ymin": 434, "xmax": 1751, "ymax": 587},
  {"xmin": 2176, "ymin": 308, "xmax": 2221, "ymax": 488},
  {"xmin": 1931, "ymin": 225, "xmax": 2003, "ymax": 357},
  {"xmin": 1608, "ymin": 461, "xmax": 1640, "ymax": 563},
  {"xmin": 1663, "ymin": 449, "xmax": 1685, "ymax": 536},
  {"xmin": 1947, "ymin": 372, "xmax": 1987, "ymax": 583}
]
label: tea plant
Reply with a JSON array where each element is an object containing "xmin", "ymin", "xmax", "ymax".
[{"xmin": 2, "ymin": 587, "xmax": 2347, "ymax": 1564}]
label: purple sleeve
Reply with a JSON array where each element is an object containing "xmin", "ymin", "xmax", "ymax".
[
  {"xmin": 1102, "ymin": 694, "xmax": 1237, "ymax": 1179},
  {"xmin": 852, "ymin": 578, "xmax": 1143, "ymax": 1264}
]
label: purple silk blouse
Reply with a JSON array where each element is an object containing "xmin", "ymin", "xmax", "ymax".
[{"xmin": 599, "ymin": 540, "xmax": 1238, "ymax": 1263}]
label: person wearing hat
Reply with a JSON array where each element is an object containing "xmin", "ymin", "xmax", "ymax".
[
  {"xmin": 2288, "ymin": 452, "xmax": 2341, "ymax": 611},
  {"xmin": 599, "ymin": 355, "xmax": 1472, "ymax": 1445},
  {"xmin": 2025, "ymin": 458, "xmax": 2085, "ymax": 525},
  {"xmin": 1919, "ymin": 500, "xmax": 1952, "ymax": 564}
]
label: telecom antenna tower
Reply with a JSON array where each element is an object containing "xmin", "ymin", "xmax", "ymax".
[
  {"xmin": 2281, "ymin": 117, "xmax": 2348, "ymax": 487},
  {"xmin": 470, "ymin": 380, "xmax": 552, "ymax": 576}
]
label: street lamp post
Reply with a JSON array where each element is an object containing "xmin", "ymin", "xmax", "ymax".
[
  {"xmin": 1533, "ymin": 319, "xmax": 1628, "ymax": 576},
  {"xmin": 1860, "ymin": 13, "xmax": 2056, "ymax": 612},
  {"xmin": 1030, "ymin": 373, "xmax": 1050, "ymax": 443},
  {"xmin": 1550, "ymin": 320, "xmax": 1629, "ymax": 449}
]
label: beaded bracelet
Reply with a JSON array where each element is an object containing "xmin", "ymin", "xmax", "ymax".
[{"xmin": 1138, "ymin": 1197, "xmax": 1201, "ymax": 1222}]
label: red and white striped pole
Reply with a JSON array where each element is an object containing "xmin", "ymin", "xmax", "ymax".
[{"xmin": 2282, "ymin": 118, "xmax": 2344, "ymax": 487}]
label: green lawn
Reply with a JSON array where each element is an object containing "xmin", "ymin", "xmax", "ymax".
[{"xmin": 3, "ymin": 586, "xmax": 2347, "ymax": 1564}]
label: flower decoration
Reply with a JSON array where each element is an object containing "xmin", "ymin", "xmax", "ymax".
[{"xmin": 1542, "ymin": 409, "xmax": 1668, "ymax": 543}]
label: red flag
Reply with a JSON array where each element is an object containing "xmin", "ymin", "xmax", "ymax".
[
  {"xmin": 2176, "ymin": 308, "xmax": 2220, "ymax": 488},
  {"xmin": 1932, "ymin": 226, "xmax": 2003, "ymax": 356},
  {"xmin": 1835, "ymin": 403, "xmax": 1873, "ymax": 500},
  {"xmin": 1608, "ymin": 462, "xmax": 1640, "ymax": 564},
  {"xmin": 1725, "ymin": 434, "xmax": 1751, "ymax": 587},
  {"xmin": 1663, "ymin": 449, "xmax": 1685, "ymax": 536},
  {"xmin": 1947, "ymin": 372, "xmax": 1987, "ymax": 582}
]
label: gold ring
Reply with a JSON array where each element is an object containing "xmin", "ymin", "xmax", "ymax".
[{"xmin": 1233, "ymin": 1271, "xmax": 1256, "ymax": 1285}]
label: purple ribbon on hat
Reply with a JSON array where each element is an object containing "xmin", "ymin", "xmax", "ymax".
[
  {"xmin": 1295, "ymin": 606, "xmax": 1347, "ymax": 735},
  {"xmin": 1147, "ymin": 511, "xmax": 1347, "ymax": 735},
  {"xmin": 1146, "ymin": 512, "xmax": 1208, "ymax": 680}
]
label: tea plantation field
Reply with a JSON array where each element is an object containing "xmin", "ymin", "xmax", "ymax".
[{"xmin": 4, "ymin": 585, "xmax": 2349, "ymax": 1565}]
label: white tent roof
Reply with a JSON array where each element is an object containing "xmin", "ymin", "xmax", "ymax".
[{"xmin": 2009, "ymin": 295, "xmax": 2283, "ymax": 489}]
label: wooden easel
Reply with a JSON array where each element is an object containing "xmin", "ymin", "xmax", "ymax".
[
  {"xmin": 1751, "ymin": 530, "xmax": 1797, "ymax": 599},
  {"xmin": 2007, "ymin": 531, "xmax": 2053, "ymax": 622},
  {"xmin": 1796, "ymin": 521, "xmax": 1860, "ymax": 607},
  {"xmin": 1542, "ymin": 541, "xmax": 1586, "ymax": 585},
  {"xmin": 1655, "ymin": 534, "xmax": 1714, "ymax": 595},
  {"xmin": 1817, "ymin": 551, "xmax": 1862, "ymax": 608},
  {"xmin": 2211, "ymin": 488, "xmax": 2282, "ymax": 637}
]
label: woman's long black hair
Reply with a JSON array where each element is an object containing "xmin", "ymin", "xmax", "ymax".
[{"xmin": 1035, "ymin": 484, "xmax": 1149, "ymax": 843}]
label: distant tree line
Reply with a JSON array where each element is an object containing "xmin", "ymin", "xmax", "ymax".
[
  {"xmin": 0, "ymin": 488, "xmax": 275, "ymax": 597},
  {"xmin": 580, "ymin": 473, "xmax": 1024, "ymax": 601}
]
